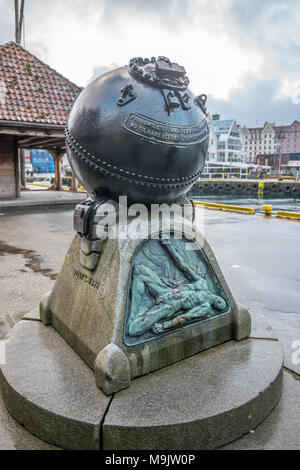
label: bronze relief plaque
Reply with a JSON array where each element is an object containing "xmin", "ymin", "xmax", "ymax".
[{"xmin": 124, "ymin": 234, "xmax": 230, "ymax": 346}]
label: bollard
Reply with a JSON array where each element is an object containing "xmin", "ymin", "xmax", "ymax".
[
  {"xmin": 262, "ymin": 204, "xmax": 273, "ymax": 216},
  {"xmin": 258, "ymin": 181, "xmax": 264, "ymax": 199}
]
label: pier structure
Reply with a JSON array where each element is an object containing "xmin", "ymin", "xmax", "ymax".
[{"xmin": 189, "ymin": 179, "xmax": 300, "ymax": 198}]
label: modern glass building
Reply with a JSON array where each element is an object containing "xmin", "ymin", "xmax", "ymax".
[{"xmin": 207, "ymin": 115, "xmax": 244, "ymax": 164}]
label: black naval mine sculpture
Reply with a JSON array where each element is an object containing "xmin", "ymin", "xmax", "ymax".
[
  {"xmin": 65, "ymin": 56, "xmax": 209, "ymax": 205},
  {"xmin": 37, "ymin": 56, "xmax": 250, "ymax": 395}
]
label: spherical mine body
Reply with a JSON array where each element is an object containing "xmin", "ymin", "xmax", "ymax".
[{"xmin": 66, "ymin": 57, "xmax": 209, "ymax": 204}]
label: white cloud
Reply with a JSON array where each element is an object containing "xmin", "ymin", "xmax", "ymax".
[
  {"xmin": 24, "ymin": 2, "xmax": 262, "ymax": 98},
  {"xmin": 282, "ymin": 79, "xmax": 300, "ymax": 105},
  {"xmin": 0, "ymin": 0, "xmax": 300, "ymax": 125}
]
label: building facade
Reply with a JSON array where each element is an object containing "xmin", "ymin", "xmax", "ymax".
[
  {"xmin": 241, "ymin": 122, "xmax": 276, "ymax": 164},
  {"xmin": 207, "ymin": 115, "xmax": 244, "ymax": 164},
  {"xmin": 241, "ymin": 120, "xmax": 300, "ymax": 173},
  {"xmin": 276, "ymin": 120, "xmax": 300, "ymax": 155}
]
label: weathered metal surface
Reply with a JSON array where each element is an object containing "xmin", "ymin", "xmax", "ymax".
[{"xmin": 66, "ymin": 56, "xmax": 209, "ymax": 205}]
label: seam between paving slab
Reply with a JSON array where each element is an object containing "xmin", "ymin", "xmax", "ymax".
[
  {"xmin": 249, "ymin": 336, "xmax": 279, "ymax": 341},
  {"xmin": 283, "ymin": 367, "xmax": 300, "ymax": 381},
  {"xmin": 100, "ymin": 393, "xmax": 115, "ymax": 450}
]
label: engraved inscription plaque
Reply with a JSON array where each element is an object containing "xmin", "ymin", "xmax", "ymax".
[{"xmin": 122, "ymin": 112, "xmax": 208, "ymax": 146}]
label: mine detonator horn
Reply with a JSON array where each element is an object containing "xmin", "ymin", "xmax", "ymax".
[{"xmin": 195, "ymin": 94, "xmax": 207, "ymax": 114}]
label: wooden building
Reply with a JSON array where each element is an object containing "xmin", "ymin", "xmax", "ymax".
[{"xmin": 0, "ymin": 42, "xmax": 82, "ymax": 198}]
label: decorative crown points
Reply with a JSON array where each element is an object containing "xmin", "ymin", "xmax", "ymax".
[{"xmin": 128, "ymin": 56, "xmax": 189, "ymax": 91}]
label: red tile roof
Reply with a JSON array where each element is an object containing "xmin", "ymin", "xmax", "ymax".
[{"xmin": 0, "ymin": 42, "xmax": 82, "ymax": 126}]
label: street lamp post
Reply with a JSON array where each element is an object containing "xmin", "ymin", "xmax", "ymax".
[
  {"xmin": 14, "ymin": 0, "xmax": 25, "ymax": 45},
  {"xmin": 276, "ymin": 139, "xmax": 281, "ymax": 175}
]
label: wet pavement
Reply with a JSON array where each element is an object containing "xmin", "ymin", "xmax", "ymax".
[
  {"xmin": 0, "ymin": 206, "xmax": 299, "ymax": 450},
  {"xmin": 195, "ymin": 208, "xmax": 300, "ymax": 330},
  {"xmin": 0, "ymin": 210, "xmax": 74, "ymax": 340},
  {"xmin": 0, "ymin": 189, "xmax": 86, "ymax": 212}
]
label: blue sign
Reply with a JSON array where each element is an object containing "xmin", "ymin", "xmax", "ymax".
[
  {"xmin": 31, "ymin": 150, "xmax": 55, "ymax": 173},
  {"xmin": 276, "ymin": 139, "xmax": 281, "ymax": 154}
]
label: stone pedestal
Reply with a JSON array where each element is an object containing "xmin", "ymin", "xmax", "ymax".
[
  {"xmin": 0, "ymin": 317, "xmax": 283, "ymax": 450},
  {"xmin": 39, "ymin": 205, "xmax": 251, "ymax": 395},
  {"xmin": 0, "ymin": 199, "xmax": 283, "ymax": 450},
  {"xmin": 0, "ymin": 201, "xmax": 284, "ymax": 449}
]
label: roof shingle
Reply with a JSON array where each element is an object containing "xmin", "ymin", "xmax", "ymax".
[{"xmin": 0, "ymin": 42, "xmax": 82, "ymax": 126}]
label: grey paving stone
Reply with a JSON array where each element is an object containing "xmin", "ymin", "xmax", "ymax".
[
  {"xmin": 103, "ymin": 338, "xmax": 283, "ymax": 450},
  {"xmin": 22, "ymin": 307, "xmax": 40, "ymax": 321},
  {"xmin": 0, "ymin": 320, "xmax": 111, "ymax": 450},
  {"xmin": 222, "ymin": 371, "xmax": 300, "ymax": 450}
]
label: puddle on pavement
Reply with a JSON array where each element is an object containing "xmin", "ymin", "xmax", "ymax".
[{"xmin": 0, "ymin": 241, "xmax": 58, "ymax": 280}]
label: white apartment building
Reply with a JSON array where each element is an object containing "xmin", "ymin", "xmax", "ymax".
[
  {"xmin": 241, "ymin": 122, "xmax": 277, "ymax": 163},
  {"xmin": 207, "ymin": 115, "xmax": 245, "ymax": 164}
]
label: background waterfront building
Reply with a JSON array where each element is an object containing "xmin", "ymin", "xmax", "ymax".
[
  {"xmin": 276, "ymin": 120, "xmax": 300, "ymax": 155},
  {"xmin": 204, "ymin": 114, "xmax": 249, "ymax": 178},
  {"xmin": 242, "ymin": 120, "xmax": 300, "ymax": 174},
  {"xmin": 208, "ymin": 114, "xmax": 244, "ymax": 164},
  {"xmin": 241, "ymin": 122, "xmax": 276, "ymax": 164}
]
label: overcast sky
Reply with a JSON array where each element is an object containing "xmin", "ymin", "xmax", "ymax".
[{"xmin": 1, "ymin": 0, "xmax": 300, "ymax": 126}]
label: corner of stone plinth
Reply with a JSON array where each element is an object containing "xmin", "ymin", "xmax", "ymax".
[
  {"xmin": 39, "ymin": 291, "xmax": 52, "ymax": 325},
  {"xmin": 94, "ymin": 343, "xmax": 131, "ymax": 396},
  {"xmin": 232, "ymin": 303, "xmax": 252, "ymax": 341}
]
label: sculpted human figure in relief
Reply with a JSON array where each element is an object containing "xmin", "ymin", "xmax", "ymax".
[{"xmin": 127, "ymin": 238, "xmax": 226, "ymax": 337}]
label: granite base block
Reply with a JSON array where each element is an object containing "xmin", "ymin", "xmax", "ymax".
[{"xmin": 0, "ymin": 318, "xmax": 283, "ymax": 450}]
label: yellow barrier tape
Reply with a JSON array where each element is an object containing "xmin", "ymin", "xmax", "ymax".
[
  {"xmin": 275, "ymin": 211, "xmax": 300, "ymax": 219},
  {"xmin": 193, "ymin": 201, "xmax": 255, "ymax": 214},
  {"xmin": 26, "ymin": 183, "xmax": 86, "ymax": 192},
  {"xmin": 26, "ymin": 183, "xmax": 51, "ymax": 188}
]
